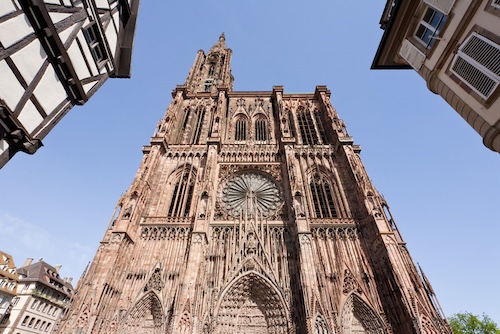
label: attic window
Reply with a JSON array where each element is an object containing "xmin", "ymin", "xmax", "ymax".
[{"xmin": 83, "ymin": 23, "xmax": 107, "ymax": 65}]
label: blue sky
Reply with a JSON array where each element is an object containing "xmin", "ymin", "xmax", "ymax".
[{"xmin": 1, "ymin": 0, "xmax": 499, "ymax": 323}]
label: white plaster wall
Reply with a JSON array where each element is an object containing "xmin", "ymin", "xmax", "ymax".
[
  {"xmin": 33, "ymin": 65, "xmax": 68, "ymax": 115},
  {"xmin": 105, "ymin": 21, "xmax": 118, "ymax": 59},
  {"xmin": 83, "ymin": 81, "xmax": 98, "ymax": 94},
  {"xmin": 94, "ymin": 0, "xmax": 110, "ymax": 10},
  {"xmin": 67, "ymin": 40, "xmax": 92, "ymax": 80},
  {"xmin": 0, "ymin": 60, "xmax": 26, "ymax": 111},
  {"xmin": 18, "ymin": 100, "xmax": 43, "ymax": 134},
  {"xmin": 0, "ymin": 140, "xmax": 8, "ymax": 154},
  {"xmin": 0, "ymin": 1, "xmax": 17, "ymax": 17},
  {"xmin": 77, "ymin": 29, "xmax": 99, "ymax": 75},
  {"xmin": 0, "ymin": 13, "xmax": 34, "ymax": 49},
  {"xmin": 57, "ymin": 23, "xmax": 75, "ymax": 46},
  {"xmin": 48, "ymin": 12, "xmax": 73, "ymax": 27},
  {"xmin": 10, "ymin": 39, "xmax": 47, "ymax": 85}
]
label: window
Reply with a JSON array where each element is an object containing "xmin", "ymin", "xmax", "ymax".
[
  {"xmin": 310, "ymin": 172, "xmax": 337, "ymax": 218},
  {"xmin": 450, "ymin": 32, "xmax": 500, "ymax": 99},
  {"xmin": 235, "ymin": 117, "xmax": 247, "ymax": 141},
  {"xmin": 208, "ymin": 64, "xmax": 215, "ymax": 76},
  {"xmin": 31, "ymin": 300, "xmax": 38, "ymax": 309},
  {"xmin": 28, "ymin": 318, "xmax": 35, "ymax": 327},
  {"xmin": 297, "ymin": 107, "xmax": 318, "ymax": 145},
  {"xmin": 83, "ymin": 23, "xmax": 107, "ymax": 64},
  {"xmin": 493, "ymin": 0, "xmax": 500, "ymax": 8},
  {"xmin": 190, "ymin": 108, "xmax": 205, "ymax": 144},
  {"xmin": 415, "ymin": 7, "xmax": 446, "ymax": 48},
  {"xmin": 254, "ymin": 117, "xmax": 268, "ymax": 141},
  {"xmin": 45, "ymin": 322, "xmax": 52, "ymax": 332},
  {"xmin": 167, "ymin": 165, "xmax": 196, "ymax": 217},
  {"xmin": 34, "ymin": 319, "xmax": 41, "ymax": 329},
  {"xmin": 21, "ymin": 316, "xmax": 29, "ymax": 326},
  {"xmin": 313, "ymin": 110, "xmax": 327, "ymax": 144},
  {"xmin": 204, "ymin": 79, "xmax": 212, "ymax": 92}
]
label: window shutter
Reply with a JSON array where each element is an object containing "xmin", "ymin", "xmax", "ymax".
[
  {"xmin": 423, "ymin": 0, "xmax": 455, "ymax": 14},
  {"xmin": 451, "ymin": 33, "xmax": 500, "ymax": 99},
  {"xmin": 399, "ymin": 39, "xmax": 426, "ymax": 71}
]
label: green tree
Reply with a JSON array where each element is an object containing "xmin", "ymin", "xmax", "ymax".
[{"xmin": 449, "ymin": 312, "xmax": 500, "ymax": 334}]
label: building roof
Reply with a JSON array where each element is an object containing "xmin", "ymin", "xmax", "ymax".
[
  {"xmin": 0, "ymin": 251, "xmax": 19, "ymax": 296},
  {"xmin": 17, "ymin": 260, "xmax": 73, "ymax": 297}
]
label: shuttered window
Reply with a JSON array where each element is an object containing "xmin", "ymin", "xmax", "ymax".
[
  {"xmin": 491, "ymin": 0, "xmax": 500, "ymax": 9},
  {"xmin": 423, "ymin": 0, "xmax": 455, "ymax": 15},
  {"xmin": 399, "ymin": 39, "xmax": 426, "ymax": 70},
  {"xmin": 451, "ymin": 33, "xmax": 500, "ymax": 99},
  {"xmin": 415, "ymin": 7, "xmax": 446, "ymax": 48}
]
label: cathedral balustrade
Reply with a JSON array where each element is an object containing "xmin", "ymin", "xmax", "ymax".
[
  {"xmin": 308, "ymin": 217, "xmax": 357, "ymax": 227},
  {"xmin": 218, "ymin": 144, "xmax": 280, "ymax": 163},
  {"xmin": 142, "ymin": 216, "xmax": 194, "ymax": 225},
  {"xmin": 293, "ymin": 145, "xmax": 335, "ymax": 158},
  {"xmin": 139, "ymin": 225, "xmax": 192, "ymax": 240}
]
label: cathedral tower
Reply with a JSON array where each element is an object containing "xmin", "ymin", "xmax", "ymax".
[{"xmin": 58, "ymin": 35, "xmax": 451, "ymax": 334}]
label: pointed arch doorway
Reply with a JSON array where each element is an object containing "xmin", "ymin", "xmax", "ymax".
[{"xmin": 214, "ymin": 271, "xmax": 289, "ymax": 334}]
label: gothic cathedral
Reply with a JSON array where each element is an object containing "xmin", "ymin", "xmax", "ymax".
[{"xmin": 58, "ymin": 35, "xmax": 451, "ymax": 334}]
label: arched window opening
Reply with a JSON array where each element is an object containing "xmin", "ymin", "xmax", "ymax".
[
  {"xmin": 310, "ymin": 172, "xmax": 337, "ymax": 218},
  {"xmin": 255, "ymin": 117, "xmax": 268, "ymax": 141},
  {"xmin": 235, "ymin": 117, "xmax": 247, "ymax": 141},
  {"xmin": 190, "ymin": 108, "xmax": 205, "ymax": 144},
  {"xmin": 208, "ymin": 64, "xmax": 215, "ymax": 76},
  {"xmin": 297, "ymin": 108, "xmax": 318, "ymax": 145},
  {"xmin": 313, "ymin": 110, "xmax": 328, "ymax": 143},
  {"xmin": 168, "ymin": 165, "xmax": 196, "ymax": 217}
]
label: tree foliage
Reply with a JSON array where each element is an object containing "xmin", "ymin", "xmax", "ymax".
[{"xmin": 448, "ymin": 312, "xmax": 500, "ymax": 334}]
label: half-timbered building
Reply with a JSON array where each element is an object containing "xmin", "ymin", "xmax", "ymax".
[{"xmin": 0, "ymin": 0, "xmax": 139, "ymax": 167}]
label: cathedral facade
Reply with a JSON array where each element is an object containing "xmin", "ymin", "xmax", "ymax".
[{"xmin": 58, "ymin": 35, "xmax": 451, "ymax": 334}]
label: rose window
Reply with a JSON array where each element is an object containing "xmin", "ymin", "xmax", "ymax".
[{"xmin": 221, "ymin": 173, "xmax": 281, "ymax": 218}]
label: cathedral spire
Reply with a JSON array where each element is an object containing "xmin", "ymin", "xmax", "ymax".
[
  {"xmin": 208, "ymin": 32, "xmax": 226, "ymax": 53},
  {"xmin": 185, "ymin": 33, "xmax": 233, "ymax": 93}
]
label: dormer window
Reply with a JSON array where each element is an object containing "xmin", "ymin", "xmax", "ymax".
[{"xmin": 415, "ymin": 7, "xmax": 446, "ymax": 48}]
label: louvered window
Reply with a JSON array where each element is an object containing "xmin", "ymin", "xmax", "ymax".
[
  {"xmin": 190, "ymin": 108, "xmax": 205, "ymax": 144},
  {"xmin": 235, "ymin": 117, "xmax": 247, "ymax": 141},
  {"xmin": 297, "ymin": 108, "xmax": 318, "ymax": 145},
  {"xmin": 168, "ymin": 165, "xmax": 195, "ymax": 217},
  {"xmin": 415, "ymin": 7, "xmax": 446, "ymax": 48},
  {"xmin": 255, "ymin": 117, "xmax": 268, "ymax": 141},
  {"xmin": 310, "ymin": 173, "xmax": 337, "ymax": 218},
  {"xmin": 313, "ymin": 111, "xmax": 327, "ymax": 144},
  {"xmin": 399, "ymin": 39, "xmax": 426, "ymax": 70},
  {"xmin": 492, "ymin": 0, "xmax": 500, "ymax": 8},
  {"xmin": 451, "ymin": 33, "xmax": 500, "ymax": 99}
]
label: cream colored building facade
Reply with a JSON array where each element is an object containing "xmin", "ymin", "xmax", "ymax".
[
  {"xmin": 57, "ymin": 35, "xmax": 452, "ymax": 333},
  {"xmin": 0, "ymin": 259, "xmax": 74, "ymax": 334},
  {"xmin": 0, "ymin": 251, "xmax": 19, "ymax": 324},
  {"xmin": 0, "ymin": 0, "xmax": 139, "ymax": 167},
  {"xmin": 372, "ymin": 0, "xmax": 500, "ymax": 152}
]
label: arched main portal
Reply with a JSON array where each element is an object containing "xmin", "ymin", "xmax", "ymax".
[{"xmin": 214, "ymin": 271, "xmax": 289, "ymax": 334}]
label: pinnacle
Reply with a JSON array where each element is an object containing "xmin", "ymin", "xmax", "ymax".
[{"xmin": 209, "ymin": 32, "xmax": 227, "ymax": 53}]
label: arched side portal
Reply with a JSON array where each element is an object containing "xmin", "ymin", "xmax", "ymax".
[
  {"xmin": 340, "ymin": 293, "xmax": 386, "ymax": 334},
  {"xmin": 214, "ymin": 271, "xmax": 289, "ymax": 334},
  {"xmin": 120, "ymin": 291, "xmax": 164, "ymax": 334}
]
